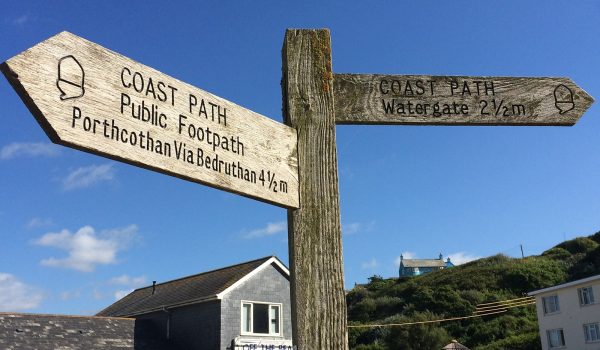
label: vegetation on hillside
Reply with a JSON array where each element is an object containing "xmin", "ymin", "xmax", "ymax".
[{"xmin": 347, "ymin": 231, "xmax": 600, "ymax": 349}]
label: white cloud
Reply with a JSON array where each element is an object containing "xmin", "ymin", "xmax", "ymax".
[
  {"xmin": 395, "ymin": 251, "xmax": 417, "ymax": 267},
  {"xmin": 92, "ymin": 288, "xmax": 104, "ymax": 300},
  {"xmin": 59, "ymin": 290, "xmax": 81, "ymax": 301},
  {"xmin": 361, "ymin": 258, "xmax": 378, "ymax": 270},
  {"xmin": 114, "ymin": 289, "xmax": 133, "ymax": 301},
  {"xmin": 343, "ymin": 221, "xmax": 375, "ymax": 235},
  {"xmin": 12, "ymin": 15, "xmax": 29, "ymax": 25},
  {"xmin": 0, "ymin": 273, "xmax": 43, "ymax": 311},
  {"xmin": 344, "ymin": 223, "xmax": 362, "ymax": 235},
  {"xmin": 447, "ymin": 252, "xmax": 481, "ymax": 265},
  {"xmin": 62, "ymin": 164, "xmax": 115, "ymax": 190},
  {"xmin": 27, "ymin": 217, "xmax": 54, "ymax": 229},
  {"xmin": 109, "ymin": 275, "xmax": 147, "ymax": 287},
  {"xmin": 0, "ymin": 142, "xmax": 60, "ymax": 160},
  {"xmin": 109, "ymin": 274, "xmax": 146, "ymax": 300},
  {"xmin": 33, "ymin": 225, "xmax": 138, "ymax": 272},
  {"xmin": 243, "ymin": 221, "xmax": 286, "ymax": 239}
]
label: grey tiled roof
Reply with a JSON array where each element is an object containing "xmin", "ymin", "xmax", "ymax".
[
  {"xmin": 0, "ymin": 313, "xmax": 135, "ymax": 350},
  {"xmin": 401, "ymin": 259, "xmax": 446, "ymax": 268},
  {"xmin": 97, "ymin": 256, "xmax": 282, "ymax": 317},
  {"xmin": 0, "ymin": 312, "xmax": 181, "ymax": 350}
]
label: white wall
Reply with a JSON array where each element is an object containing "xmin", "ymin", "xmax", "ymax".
[{"xmin": 534, "ymin": 280, "xmax": 600, "ymax": 350}]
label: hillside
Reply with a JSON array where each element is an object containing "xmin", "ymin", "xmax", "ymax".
[{"xmin": 347, "ymin": 231, "xmax": 600, "ymax": 350}]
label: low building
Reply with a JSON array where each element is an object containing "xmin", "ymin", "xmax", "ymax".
[
  {"xmin": 529, "ymin": 274, "xmax": 600, "ymax": 349},
  {"xmin": 97, "ymin": 256, "xmax": 293, "ymax": 350},
  {"xmin": 0, "ymin": 257, "xmax": 293, "ymax": 350},
  {"xmin": 399, "ymin": 253, "xmax": 453, "ymax": 277}
]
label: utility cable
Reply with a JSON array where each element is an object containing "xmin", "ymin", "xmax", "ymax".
[{"xmin": 348, "ymin": 299, "xmax": 535, "ymax": 328}]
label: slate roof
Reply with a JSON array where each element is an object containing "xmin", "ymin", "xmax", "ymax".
[
  {"xmin": 97, "ymin": 256, "xmax": 287, "ymax": 317},
  {"xmin": 442, "ymin": 340, "xmax": 470, "ymax": 349},
  {"xmin": 0, "ymin": 312, "xmax": 180, "ymax": 350},
  {"xmin": 400, "ymin": 258, "xmax": 446, "ymax": 268},
  {"xmin": 0, "ymin": 313, "xmax": 135, "ymax": 350}
]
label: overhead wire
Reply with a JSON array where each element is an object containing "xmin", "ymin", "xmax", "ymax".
[{"xmin": 348, "ymin": 297, "xmax": 535, "ymax": 328}]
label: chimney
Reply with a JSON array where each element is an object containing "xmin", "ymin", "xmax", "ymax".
[{"xmin": 152, "ymin": 281, "xmax": 156, "ymax": 295}]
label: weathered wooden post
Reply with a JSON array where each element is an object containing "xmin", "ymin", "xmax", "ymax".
[{"xmin": 282, "ymin": 29, "xmax": 349, "ymax": 350}]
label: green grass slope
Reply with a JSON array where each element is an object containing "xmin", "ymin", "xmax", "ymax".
[{"xmin": 347, "ymin": 231, "xmax": 600, "ymax": 350}]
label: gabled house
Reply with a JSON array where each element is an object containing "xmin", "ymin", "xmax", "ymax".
[
  {"xmin": 97, "ymin": 256, "xmax": 293, "ymax": 350},
  {"xmin": 399, "ymin": 253, "xmax": 453, "ymax": 277}
]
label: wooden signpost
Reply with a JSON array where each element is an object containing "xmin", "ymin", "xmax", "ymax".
[
  {"xmin": 334, "ymin": 74, "xmax": 593, "ymax": 125},
  {"xmin": 281, "ymin": 30, "xmax": 593, "ymax": 350},
  {"xmin": 0, "ymin": 31, "xmax": 299, "ymax": 209},
  {"xmin": 1, "ymin": 29, "xmax": 595, "ymax": 350}
]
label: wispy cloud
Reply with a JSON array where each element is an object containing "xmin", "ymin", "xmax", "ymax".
[
  {"xmin": 11, "ymin": 15, "xmax": 29, "ymax": 26},
  {"xmin": 447, "ymin": 252, "xmax": 481, "ymax": 265},
  {"xmin": 243, "ymin": 221, "xmax": 286, "ymax": 239},
  {"xmin": 0, "ymin": 273, "xmax": 43, "ymax": 311},
  {"xmin": 344, "ymin": 223, "xmax": 362, "ymax": 235},
  {"xmin": 361, "ymin": 258, "xmax": 378, "ymax": 270},
  {"xmin": 62, "ymin": 164, "xmax": 115, "ymax": 190},
  {"xmin": 109, "ymin": 274, "xmax": 147, "ymax": 301},
  {"xmin": 0, "ymin": 142, "xmax": 60, "ymax": 160},
  {"xmin": 109, "ymin": 275, "xmax": 147, "ymax": 286},
  {"xmin": 59, "ymin": 290, "xmax": 81, "ymax": 301},
  {"xmin": 114, "ymin": 290, "xmax": 132, "ymax": 301},
  {"xmin": 33, "ymin": 225, "xmax": 138, "ymax": 272},
  {"xmin": 343, "ymin": 221, "xmax": 375, "ymax": 235},
  {"xmin": 27, "ymin": 217, "xmax": 54, "ymax": 229}
]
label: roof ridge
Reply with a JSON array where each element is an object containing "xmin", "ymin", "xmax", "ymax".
[
  {"xmin": 132, "ymin": 255, "xmax": 275, "ymax": 292},
  {"xmin": 97, "ymin": 256, "xmax": 284, "ymax": 317},
  {"xmin": 0, "ymin": 311, "xmax": 133, "ymax": 321}
]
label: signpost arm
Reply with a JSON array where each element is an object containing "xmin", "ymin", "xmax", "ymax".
[{"xmin": 282, "ymin": 29, "xmax": 348, "ymax": 350}]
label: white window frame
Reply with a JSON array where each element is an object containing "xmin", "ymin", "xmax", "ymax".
[
  {"xmin": 543, "ymin": 295, "xmax": 560, "ymax": 315},
  {"xmin": 584, "ymin": 323, "xmax": 600, "ymax": 343},
  {"xmin": 578, "ymin": 286, "xmax": 595, "ymax": 306},
  {"xmin": 240, "ymin": 300, "xmax": 283, "ymax": 337},
  {"xmin": 547, "ymin": 328, "xmax": 566, "ymax": 348}
]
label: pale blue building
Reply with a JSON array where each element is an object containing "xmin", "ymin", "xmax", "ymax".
[{"xmin": 399, "ymin": 253, "xmax": 454, "ymax": 277}]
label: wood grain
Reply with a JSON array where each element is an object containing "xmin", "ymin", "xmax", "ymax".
[
  {"xmin": 334, "ymin": 73, "xmax": 594, "ymax": 125},
  {"xmin": 282, "ymin": 29, "xmax": 348, "ymax": 350},
  {"xmin": 2, "ymin": 31, "xmax": 299, "ymax": 208}
]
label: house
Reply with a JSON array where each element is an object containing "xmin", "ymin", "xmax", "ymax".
[
  {"xmin": 528, "ymin": 274, "xmax": 600, "ymax": 349},
  {"xmin": 97, "ymin": 256, "xmax": 293, "ymax": 350},
  {"xmin": 399, "ymin": 253, "xmax": 453, "ymax": 277},
  {"xmin": 0, "ymin": 256, "xmax": 293, "ymax": 350}
]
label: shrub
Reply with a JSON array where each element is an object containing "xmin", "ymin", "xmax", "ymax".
[{"xmin": 557, "ymin": 237, "xmax": 598, "ymax": 255}]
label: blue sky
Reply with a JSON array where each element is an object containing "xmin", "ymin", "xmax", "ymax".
[{"xmin": 1, "ymin": 1, "xmax": 599, "ymax": 315}]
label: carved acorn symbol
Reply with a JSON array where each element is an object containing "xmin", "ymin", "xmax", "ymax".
[
  {"xmin": 56, "ymin": 55, "xmax": 85, "ymax": 100},
  {"xmin": 554, "ymin": 84, "xmax": 574, "ymax": 114}
]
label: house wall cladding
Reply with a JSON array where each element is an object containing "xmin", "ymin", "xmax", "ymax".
[
  {"xmin": 0, "ymin": 313, "xmax": 135, "ymax": 350},
  {"xmin": 221, "ymin": 265, "xmax": 292, "ymax": 350},
  {"xmin": 136, "ymin": 300, "xmax": 221, "ymax": 350}
]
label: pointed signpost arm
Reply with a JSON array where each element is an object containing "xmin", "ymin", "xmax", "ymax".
[
  {"xmin": 282, "ymin": 29, "xmax": 348, "ymax": 350},
  {"xmin": 333, "ymin": 73, "xmax": 594, "ymax": 126}
]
